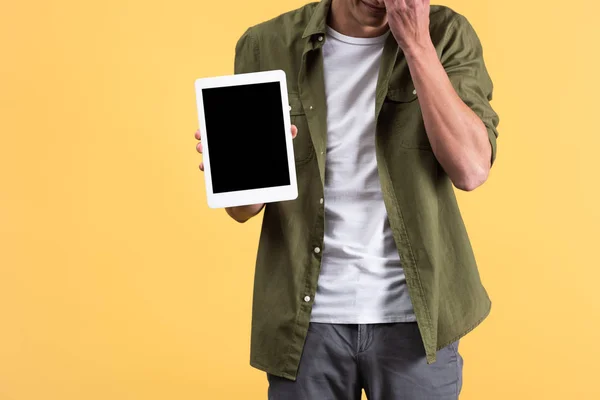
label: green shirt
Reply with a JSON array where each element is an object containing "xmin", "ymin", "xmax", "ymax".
[{"xmin": 234, "ymin": 0, "xmax": 499, "ymax": 380}]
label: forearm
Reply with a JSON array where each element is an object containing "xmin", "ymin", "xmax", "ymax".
[
  {"xmin": 404, "ymin": 43, "xmax": 491, "ymax": 191},
  {"xmin": 225, "ymin": 203, "xmax": 265, "ymax": 223}
]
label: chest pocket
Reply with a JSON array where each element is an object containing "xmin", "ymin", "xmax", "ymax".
[
  {"xmin": 288, "ymin": 93, "xmax": 314, "ymax": 165},
  {"xmin": 382, "ymin": 85, "xmax": 432, "ymax": 151}
]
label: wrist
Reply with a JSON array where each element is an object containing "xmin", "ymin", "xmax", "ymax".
[
  {"xmin": 402, "ymin": 38, "xmax": 436, "ymax": 60},
  {"xmin": 226, "ymin": 203, "xmax": 264, "ymax": 223}
]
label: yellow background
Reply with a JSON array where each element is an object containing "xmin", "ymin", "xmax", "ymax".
[{"xmin": 1, "ymin": 0, "xmax": 599, "ymax": 398}]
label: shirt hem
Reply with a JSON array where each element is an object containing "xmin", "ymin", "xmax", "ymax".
[
  {"xmin": 428, "ymin": 298, "xmax": 492, "ymax": 364},
  {"xmin": 250, "ymin": 359, "xmax": 297, "ymax": 381}
]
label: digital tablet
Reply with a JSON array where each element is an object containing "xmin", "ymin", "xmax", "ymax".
[{"xmin": 195, "ymin": 70, "xmax": 298, "ymax": 209}]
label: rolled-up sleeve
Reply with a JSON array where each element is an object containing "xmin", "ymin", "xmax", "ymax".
[{"xmin": 441, "ymin": 14, "xmax": 500, "ymax": 165}]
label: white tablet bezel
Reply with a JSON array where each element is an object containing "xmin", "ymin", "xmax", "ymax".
[{"xmin": 195, "ymin": 70, "xmax": 298, "ymax": 209}]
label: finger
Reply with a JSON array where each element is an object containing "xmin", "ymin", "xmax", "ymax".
[
  {"xmin": 389, "ymin": 0, "xmax": 406, "ymax": 9},
  {"xmin": 196, "ymin": 142, "xmax": 203, "ymax": 153},
  {"xmin": 291, "ymin": 124, "xmax": 298, "ymax": 139},
  {"xmin": 199, "ymin": 162, "xmax": 204, "ymax": 171},
  {"xmin": 194, "ymin": 129, "xmax": 200, "ymax": 140},
  {"xmin": 383, "ymin": 0, "xmax": 399, "ymax": 9}
]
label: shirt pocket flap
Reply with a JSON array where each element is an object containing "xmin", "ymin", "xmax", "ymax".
[
  {"xmin": 288, "ymin": 93, "xmax": 305, "ymax": 116},
  {"xmin": 386, "ymin": 86, "xmax": 418, "ymax": 103},
  {"xmin": 287, "ymin": 93, "xmax": 313, "ymax": 165}
]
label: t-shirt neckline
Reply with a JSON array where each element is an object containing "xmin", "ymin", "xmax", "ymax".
[{"xmin": 326, "ymin": 25, "xmax": 390, "ymax": 45}]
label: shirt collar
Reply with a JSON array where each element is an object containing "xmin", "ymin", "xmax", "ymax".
[{"xmin": 302, "ymin": 0, "xmax": 332, "ymax": 39}]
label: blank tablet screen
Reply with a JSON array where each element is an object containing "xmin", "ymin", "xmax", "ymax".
[{"xmin": 202, "ymin": 82, "xmax": 291, "ymax": 194}]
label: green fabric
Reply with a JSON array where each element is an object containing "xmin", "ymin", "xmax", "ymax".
[{"xmin": 234, "ymin": 0, "xmax": 499, "ymax": 381}]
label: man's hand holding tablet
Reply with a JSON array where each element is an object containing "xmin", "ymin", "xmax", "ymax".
[
  {"xmin": 194, "ymin": 70, "xmax": 299, "ymax": 211},
  {"xmin": 195, "ymin": 124, "xmax": 298, "ymax": 223}
]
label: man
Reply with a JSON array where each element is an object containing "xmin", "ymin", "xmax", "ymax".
[{"xmin": 195, "ymin": 0, "xmax": 499, "ymax": 398}]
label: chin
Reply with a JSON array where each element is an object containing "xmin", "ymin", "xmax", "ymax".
[{"xmin": 354, "ymin": 0, "xmax": 388, "ymax": 26}]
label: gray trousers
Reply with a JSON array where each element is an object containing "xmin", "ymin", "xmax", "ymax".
[{"xmin": 268, "ymin": 322, "xmax": 463, "ymax": 400}]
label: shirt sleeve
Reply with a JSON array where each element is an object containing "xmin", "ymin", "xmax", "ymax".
[
  {"xmin": 234, "ymin": 28, "xmax": 261, "ymax": 75},
  {"xmin": 441, "ymin": 14, "xmax": 500, "ymax": 165}
]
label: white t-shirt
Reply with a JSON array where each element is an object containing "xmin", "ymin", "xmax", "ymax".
[{"xmin": 310, "ymin": 26, "xmax": 416, "ymax": 324}]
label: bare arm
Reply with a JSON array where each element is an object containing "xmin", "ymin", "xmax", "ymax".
[
  {"xmin": 224, "ymin": 203, "xmax": 265, "ymax": 223},
  {"xmin": 404, "ymin": 44, "xmax": 491, "ymax": 191},
  {"xmin": 384, "ymin": 0, "xmax": 496, "ymax": 191}
]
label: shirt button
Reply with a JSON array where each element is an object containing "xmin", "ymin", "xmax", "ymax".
[
  {"xmin": 309, "ymin": 105, "xmax": 313, "ymax": 110},
  {"xmin": 314, "ymin": 247, "xmax": 321, "ymax": 254},
  {"xmin": 319, "ymin": 198, "xmax": 324, "ymax": 204},
  {"xmin": 289, "ymin": 105, "xmax": 292, "ymax": 111},
  {"xmin": 304, "ymin": 295, "xmax": 311, "ymax": 302},
  {"xmin": 412, "ymin": 89, "xmax": 417, "ymax": 95},
  {"xmin": 318, "ymin": 36, "xmax": 324, "ymax": 42}
]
